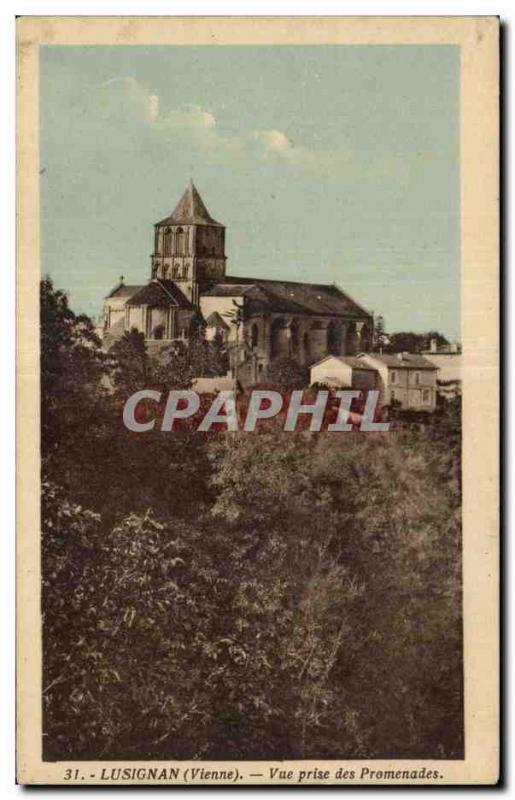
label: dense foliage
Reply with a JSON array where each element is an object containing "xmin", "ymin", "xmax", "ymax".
[
  {"xmin": 384, "ymin": 330, "xmax": 449, "ymax": 354},
  {"xmin": 41, "ymin": 279, "xmax": 463, "ymax": 760},
  {"xmin": 265, "ymin": 357, "xmax": 310, "ymax": 388}
]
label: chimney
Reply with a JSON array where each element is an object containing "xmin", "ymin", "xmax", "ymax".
[
  {"xmin": 397, "ymin": 352, "xmax": 403, "ymax": 362},
  {"xmin": 430, "ymin": 338, "xmax": 437, "ymax": 353}
]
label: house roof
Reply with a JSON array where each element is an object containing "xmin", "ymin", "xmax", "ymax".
[
  {"xmin": 312, "ymin": 355, "xmax": 377, "ymax": 370},
  {"xmin": 126, "ymin": 279, "xmax": 193, "ymax": 308},
  {"xmin": 204, "ymin": 276, "xmax": 371, "ymax": 319},
  {"xmin": 205, "ymin": 311, "xmax": 230, "ymax": 329},
  {"xmin": 362, "ymin": 353, "xmax": 438, "ymax": 370},
  {"xmin": 106, "ymin": 283, "xmax": 144, "ymax": 299},
  {"xmin": 156, "ymin": 180, "xmax": 224, "ymax": 227}
]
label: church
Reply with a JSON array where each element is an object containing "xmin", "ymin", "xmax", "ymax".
[{"xmin": 101, "ymin": 181, "xmax": 374, "ymax": 385}]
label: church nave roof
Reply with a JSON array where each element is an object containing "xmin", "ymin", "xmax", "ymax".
[{"xmin": 204, "ymin": 276, "xmax": 371, "ymax": 320}]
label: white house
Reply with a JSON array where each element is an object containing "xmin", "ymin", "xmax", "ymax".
[
  {"xmin": 310, "ymin": 355, "xmax": 378, "ymax": 391},
  {"xmin": 358, "ymin": 352, "xmax": 438, "ymax": 411},
  {"xmin": 422, "ymin": 340, "xmax": 462, "ymax": 400}
]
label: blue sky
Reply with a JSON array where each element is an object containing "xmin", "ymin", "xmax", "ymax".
[{"xmin": 40, "ymin": 45, "xmax": 460, "ymax": 338}]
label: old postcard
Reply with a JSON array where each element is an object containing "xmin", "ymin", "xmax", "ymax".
[{"xmin": 16, "ymin": 16, "xmax": 499, "ymax": 785}]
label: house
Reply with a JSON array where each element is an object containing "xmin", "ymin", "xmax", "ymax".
[
  {"xmin": 101, "ymin": 181, "xmax": 374, "ymax": 386},
  {"xmin": 204, "ymin": 311, "xmax": 230, "ymax": 342},
  {"xmin": 310, "ymin": 355, "xmax": 378, "ymax": 392},
  {"xmin": 422, "ymin": 339, "xmax": 462, "ymax": 400},
  {"xmin": 192, "ymin": 375, "xmax": 234, "ymax": 394},
  {"xmin": 358, "ymin": 352, "xmax": 438, "ymax": 411}
]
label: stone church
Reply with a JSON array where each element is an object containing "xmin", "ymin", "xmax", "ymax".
[{"xmin": 101, "ymin": 181, "xmax": 373, "ymax": 384}]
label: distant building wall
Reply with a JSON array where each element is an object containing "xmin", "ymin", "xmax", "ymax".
[{"xmin": 423, "ymin": 353, "xmax": 462, "ymax": 401}]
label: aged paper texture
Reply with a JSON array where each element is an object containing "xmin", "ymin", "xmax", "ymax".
[{"xmin": 17, "ymin": 16, "xmax": 499, "ymax": 785}]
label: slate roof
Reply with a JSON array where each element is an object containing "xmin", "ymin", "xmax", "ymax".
[
  {"xmin": 204, "ymin": 284, "xmax": 256, "ymax": 297},
  {"xmin": 362, "ymin": 353, "xmax": 438, "ymax": 370},
  {"xmin": 106, "ymin": 283, "xmax": 144, "ymax": 299},
  {"xmin": 312, "ymin": 355, "xmax": 377, "ymax": 370},
  {"xmin": 157, "ymin": 180, "xmax": 224, "ymax": 227},
  {"xmin": 204, "ymin": 276, "xmax": 371, "ymax": 319},
  {"xmin": 126, "ymin": 279, "xmax": 193, "ymax": 308}
]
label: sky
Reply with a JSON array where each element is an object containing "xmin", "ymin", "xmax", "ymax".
[{"xmin": 40, "ymin": 45, "xmax": 460, "ymax": 339}]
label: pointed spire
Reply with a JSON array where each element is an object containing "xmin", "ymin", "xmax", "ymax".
[{"xmin": 157, "ymin": 181, "xmax": 223, "ymax": 227}]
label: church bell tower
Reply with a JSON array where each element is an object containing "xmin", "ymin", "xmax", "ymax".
[{"xmin": 151, "ymin": 180, "xmax": 226, "ymax": 305}]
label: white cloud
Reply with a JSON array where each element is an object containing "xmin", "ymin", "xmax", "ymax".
[
  {"xmin": 251, "ymin": 129, "xmax": 293, "ymax": 153},
  {"xmin": 147, "ymin": 94, "xmax": 159, "ymax": 122},
  {"xmin": 158, "ymin": 103, "xmax": 217, "ymax": 131},
  {"xmin": 94, "ymin": 76, "xmax": 157, "ymax": 123},
  {"xmin": 88, "ymin": 76, "xmax": 406, "ymax": 183}
]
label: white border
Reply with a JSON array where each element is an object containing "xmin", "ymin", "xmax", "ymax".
[{"xmin": 4, "ymin": 2, "xmax": 508, "ymax": 797}]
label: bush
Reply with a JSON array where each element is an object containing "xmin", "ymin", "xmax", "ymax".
[
  {"xmin": 266, "ymin": 357, "xmax": 309, "ymax": 388},
  {"xmin": 43, "ymin": 424, "xmax": 463, "ymax": 760}
]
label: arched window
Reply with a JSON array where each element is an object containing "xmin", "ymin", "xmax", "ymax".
[
  {"xmin": 164, "ymin": 227, "xmax": 172, "ymax": 257},
  {"xmin": 175, "ymin": 227, "xmax": 185, "ymax": 256},
  {"xmin": 251, "ymin": 324, "xmax": 259, "ymax": 348}
]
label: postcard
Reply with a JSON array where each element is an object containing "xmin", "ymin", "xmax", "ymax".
[{"xmin": 16, "ymin": 16, "xmax": 499, "ymax": 785}]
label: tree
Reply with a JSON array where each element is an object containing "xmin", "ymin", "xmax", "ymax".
[
  {"xmin": 40, "ymin": 277, "xmax": 111, "ymax": 476},
  {"xmin": 110, "ymin": 328, "xmax": 150, "ymax": 397},
  {"xmin": 207, "ymin": 331, "xmax": 230, "ymax": 377},
  {"xmin": 266, "ymin": 357, "xmax": 309, "ymax": 388},
  {"xmin": 208, "ymin": 430, "xmax": 463, "ymax": 758},
  {"xmin": 42, "ymin": 485, "xmax": 213, "ymax": 760},
  {"xmin": 372, "ymin": 314, "xmax": 387, "ymax": 351},
  {"xmin": 385, "ymin": 331, "xmax": 449, "ymax": 354},
  {"xmin": 42, "ymin": 423, "xmax": 463, "ymax": 760},
  {"xmin": 223, "ymin": 300, "xmax": 245, "ymax": 393}
]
